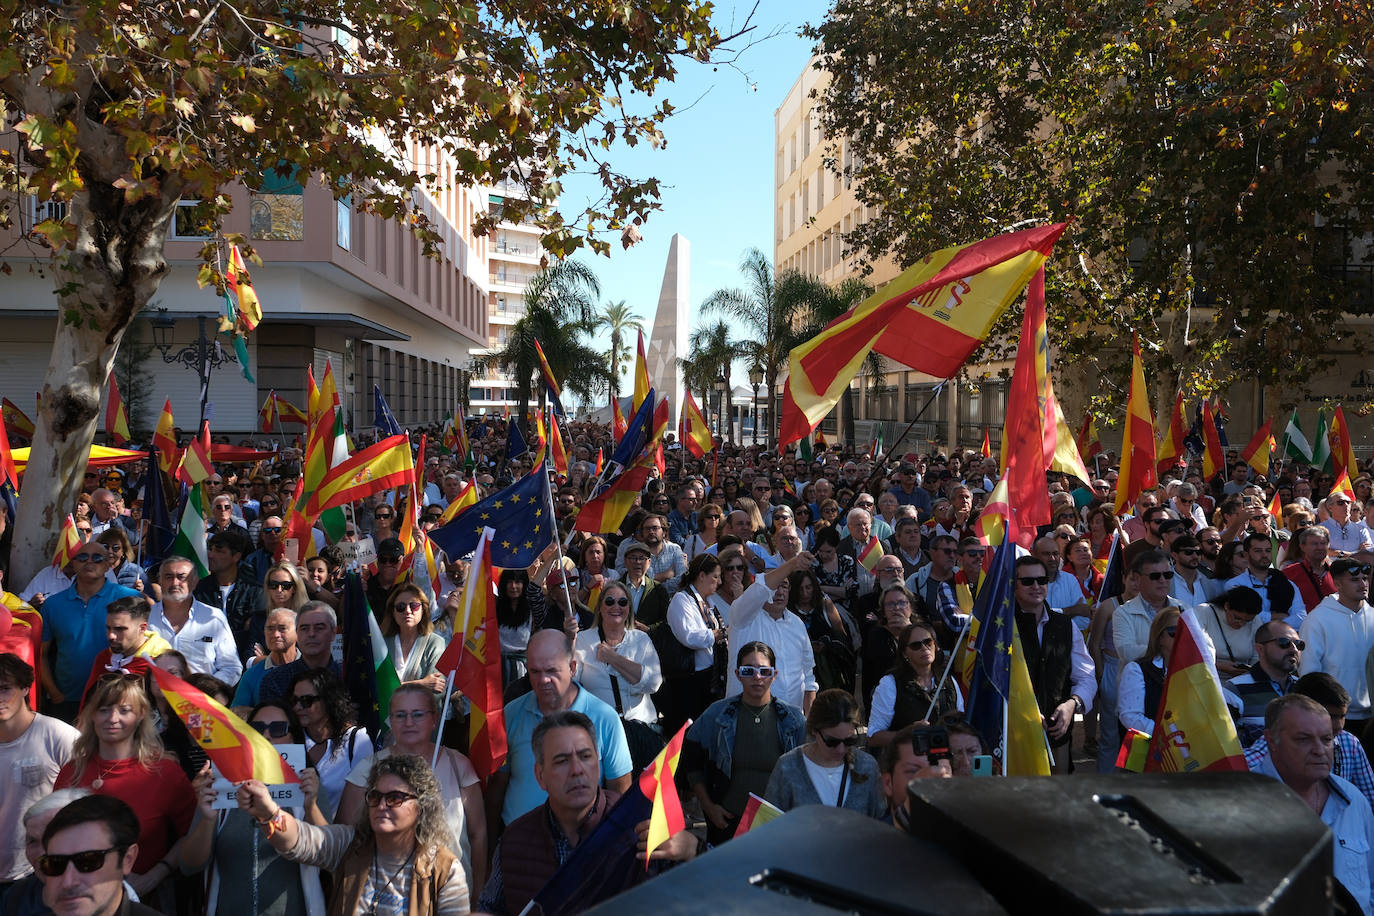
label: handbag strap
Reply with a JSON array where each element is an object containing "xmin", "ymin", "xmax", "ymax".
[{"xmin": 608, "ymin": 671, "xmax": 625, "ymax": 714}]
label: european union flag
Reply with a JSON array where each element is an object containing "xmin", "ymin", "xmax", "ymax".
[
  {"xmin": 965, "ymin": 540, "xmax": 1016, "ymax": 765},
  {"xmin": 526, "ymin": 785, "xmax": 654, "ymax": 914},
  {"xmin": 505, "ymin": 417, "xmax": 529, "ymax": 461},
  {"xmin": 373, "ymin": 385, "xmax": 404, "ymax": 438},
  {"xmin": 140, "ymin": 447, "xmax": 175, "ymax": 568},
  {"xmin": 1096, "ymin": 531, "xmax": 1124, "ymax": 603},
  {"xmin": 427, "ymin": 470, "xmax": 554, "ymax": 567},
  {"xmin": 606, "ymin": 387, "xmax": 654, "ymax": 474}
]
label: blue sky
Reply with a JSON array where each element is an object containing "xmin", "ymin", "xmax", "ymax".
[{"xmin": 565, "ymin": 1, "xmax": 832, "ymax": 363}]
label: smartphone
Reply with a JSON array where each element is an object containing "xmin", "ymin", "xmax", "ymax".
[{"xmin": 971, "ymin": 755, "xmax": 994, "ymax": 778}]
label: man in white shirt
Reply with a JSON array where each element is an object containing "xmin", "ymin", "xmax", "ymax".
[
  {"xmin": 1170, "ymin": 535, "xmax": 1220, "ymax": 609},
  {"xmin": 148, "ymin": 556, "xmax": 242, "ymax": 684},
  {"xmin": 1301, "ymin": 559, "xmax": 1374, "ymax": 741},
  {"xmin": 724, "ymin": 548, "xmax": 817, "ymax": 713},
  {"xmin": 1324, "ymin": 494, "xmax": 1374, "ymax": 560},
  {"xmin": 1225, "ymin": 532, "xmax": 1307, "ymax": 627}
]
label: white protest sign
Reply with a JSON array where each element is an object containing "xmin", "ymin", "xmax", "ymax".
[{"xmin": 211, "ymin": 744, "xmax": 307, "ymax": 809}]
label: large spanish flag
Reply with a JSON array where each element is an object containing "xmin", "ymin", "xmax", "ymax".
[
  {"xmin": 681, "ymin": 390, "xmax": 712, "ymax": 459},
  {"xmin": 104, "ymin": 377, "xmax": 131, "ymax": 447},
  {"xmin": 1201, "ymin": 399, "xmax": 1225, "ymax": 481},
  {"xmin": 305, "ymin": 433, "xmax": 414, "ymax": 515},
  {"xmin": 780, "ymin": 223, "xmax": 1066, "ymax": 449},
  {"xmin": 639, "ymin": 720, "xmax": 688, "ymax": 867},
  {"xmin": 149, "ymin": 664, "xmax": 300, "ymax": 784},
  {"xmin": 1156, "ymin": 392, "xmax": 1186, "ymax": 477},
  {"xmin": 1114, "ymin": 338, "xmax": 1157, "ymax": 514},
  {"xmin": 1145, "ymin": 611, "xmax": 1245, "ymax": 773}
]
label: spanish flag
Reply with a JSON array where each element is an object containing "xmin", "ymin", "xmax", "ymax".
[
  {"xmin": 176, "ymin": 422, "xmax": 214, "ymax": 487},
  {"xmin": 780, "ymin": 223, "xmax": 1066, "ymax": 450},
  {"xmin": 435, "ymin": 528, "xmax": 507, "ymax": 782},
  {"xmin": 632, "ymin": 330, "xmax": 651, "ymax": 415},
  {"xmin": 1114, "ymin": 338, "xmax": 1157, "ymax": 515},
  {"xmin": 575, "ymin": 451, "xmax": 655, "ymax": 535},
  {"xmin": 52, "ymin": 514, "xmax": 82, "ymax": 569},
  {"xmin": 0, "ymin": 404, "xmax": 19, "ymax": 491},
  {"xmin": 1331, "ymin": 406, "xmax": 1360, "ymax": 480},
  {"xmin": 856, "ymin": 535, "xmax": 885, "ymax": 572},
  {"xmin": 152, "ymin": 399, "xmax": 179, "ymax": 476},
  {"xmin": 999, "ymin": 267, "xmax": 1055, "ymax": 542},
  {"xmin": 104, "ymin": 377, "xmax": 130, "ymax": 447},
  {"xmin": 274, "ymin": 393, "xmax": 308, "ymax": 426},
  {"xmin": 438, "ymin": 476, "xmax": 479, "ymax": 525},
  {"xmin": 1332, "ymin": 469, "xmax": 1356, "ymax": 504},
  {"xmin": 1201, "ymin": 399, "xmax": 1225, "ymax": 481},
  {"xmin": 258, "ymin": 391, "xmax": 278, "ymax": 434},
  {"xmin": 681, "ymin": 391, "xmax": 712, "ymax": 459},
  {"xmin": 980, "ymin": 428, "xmax": 991, "ymax": 459},
  {"xmin": 534, "ymin": 339, "xmax": 565, "ymax": 417},
  {"xmin": 149, "ymin": 664, "xmax": 300, "ymax": 784},
  {"xmin": 549, "ymin": 409, "xmax": 571, "ymax": 476},
  {"xmin": 226, "ymin": 244, "xmax": 262, "ymax": 333},
  {"xmin": 639, "ymin": 720, "xmax": 688, "ymax": 867},
  {"xmin": 1240, "ymin": 417, "xmax": 1276, "ymax": 477},
  {"xmin": 1, "ymin": 398, "xmax": 34, "ymax": 444},
  {"xmin": 1076, "ymin": 412, "xmax": 1103, "ymax": 462},
  {"xmin": 305, "ymin": 434, "xmax": 414, "ymax": 515},
  {"xmin": 1145, "ymin": 610, "xmax": 1246, "ymax": 773},
  {"xmin": 611, "ymin": 395, "xmax": 628, "ymax": 444},
  {"xmin": 1156, "ymin": 392, "xmax": 1186, "ymax": 478}
]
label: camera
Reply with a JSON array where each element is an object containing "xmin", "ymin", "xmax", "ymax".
[{"xmin": 911, "ymin": 724, "xmax": 951, "ymax": 763}]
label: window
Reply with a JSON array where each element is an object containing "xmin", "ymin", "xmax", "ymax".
[
  {"xmin": 250, "ymin": 166, "xmax": 305, "ymax": 241},
  {"xmin": 336, "ymin": 196, "xmax": 352, "ymax": 250},
  {"xmin": 171, "ymin": 200, "xmax": 214, "ymax": 240},
  {"xmin": 496, "ymin": 296, "xmax": 506, "ymax": 312}
]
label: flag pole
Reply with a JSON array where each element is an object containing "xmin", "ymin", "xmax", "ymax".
[
  {"xmin": 882, "ymin": 381, "xmax": 947, "ymax": 457},
  {"xmin": 924, "ymin": 610, "xmax": 973, "ymax": 722},
  {"xmin": 433, "ymin": 670, "xmax": 456, "ymax": 771},
  {"xmin": 1001, "ymin": 696, "xmax": 1009, "ymax": 776},
  {"xmin": 543, "ymin": 460, "xmax": 577, "ymax": 633}
]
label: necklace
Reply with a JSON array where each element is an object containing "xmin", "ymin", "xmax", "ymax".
[
  {"xmin": 90, "ymin": 757, "xmax": 124, "ymax": 791},
  {"xmin": 369, "ymin": 843, "xmax": 417, "ymax": 916}
]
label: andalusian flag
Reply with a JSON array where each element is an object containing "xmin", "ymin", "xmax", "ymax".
[
  {"xmin": 1145, "ymin": 611, "xmax": 1246, "ymax": 773},
  {"xmin": 681, "ymin": 391, "xmax": 713, "ymax": 459},
  {"xmin": 436, "ymin": 528, "xmax": 507, "ymax": 781},
  {"xmin": 340, "ymin": 571, "xmax": 399, "ymax": 738},
  {"xmin": 639, "ymin": 720, "xmax": 689, "ymax": 867},
  {"xmin": 52, "ymin": 515, "xmax": 83, "ymax": 569},
  {"xmin": 176, "ymin": 422, "xmax": 214, "ymax": 486},
  {"xmin": 1283, "ymin": 409, "xmax": 1312, "ymax": 463},
  {"xmin": 856, "ymin": 535, "xmax": 885, "ymax": 573},
  {"xmin": 868, "ymin": 426, "xmax": 884, "ymax": 461},
  {"xmin": 305, "ymin": 434, "xmax": 414, "ymax": 516},
  {"xmin": 1312, "ymin": 410, "xmax": 1332, "ymax": 472},
  {"xmin": 632, "ymin": 330, "xmax": 651, "ymax": 415},
  {"xmin": 170, "ymin": 484, "xmax": 210, "ymax": 577},
  {"xmin": 1, "ymin": 398, "xmax": 34, "ymax": 443},
  {"xmin": 1114, "ymin": 338, "xmax": 1158, "ymax": 515},
  {"xmin": 153, "ymin": 399, "xmax": 179, "ymax": 476},
  {"xmin": 779, "ymin": 223, "xmax": 1067, "ymax": 450},
  {"xmin": 226, "ymin": 244, "xmax": 262, "ymax": 332},
  {"xmin": 1332, "ymin": 406, "xmax": 1360, "ymax": 479},
  {"xmin": 104, "ymin": 376, "xmax": 130, "ymax": 446},
  {"xmin": 1201, "ymin": 399, "xmax": 1225, "ymax": 481},
  {"xmin": 1240, "ymin": 417, "xmax": 1276, "ymax": 477},
  {"xmin": 1156, "ymin": 392, "xmax": 1186, "ymax": 477},
  {"xmin": 150, "ymin": 665, "xmax": 299, "ymax": 784}
]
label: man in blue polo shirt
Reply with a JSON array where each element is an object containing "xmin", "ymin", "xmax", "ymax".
[
  {"xmin": 489, "ymin": 629, "xmax": 632, "ymax": 826},
  {"xmin": 40, "ymin": 543, "xmax": 140, "ymax": 722}
]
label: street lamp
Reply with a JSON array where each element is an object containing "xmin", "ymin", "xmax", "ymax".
[
  {"xmin": 150, "ymin": 308, "xmax": 236, "ymax": 429},
  {"xmin": 748, "ymin": 365, "xmax": 763, "ymax": 446},
  {"xmin": 713, "ymin": 375, "xmax": 728, "ymax": 443}
]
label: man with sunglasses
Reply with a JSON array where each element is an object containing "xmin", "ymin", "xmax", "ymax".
[
  {"xmin": 1122, "ymin": 503, "xmax": 1170, "ymax": 570},
  {"xmin": 38, "ymin": 545, "xmax": 139, "ymax": 723},
  {"xmin": 1225, "ymin": 620, "xmax": 1303, "ymax": 746},
  {"xmin": 1225, "ymin": 532, "xmax": 1306, "ymax": 627},
  {"xmin": 1300, "ymin": 559, "xmax": 1374, "ymax": 747},
  {"xmin": 1169, "ymin": 535, "xmax": 1221, "ymax": 610},
  {"xmin": 147, "ymin": 557, "xmax": 241, "ymax": 684},
  {"xmin": 38, "ymin": 795, "xmax": 159, "ymax": 916},
  {"xmin": 1011, "ymin": 556, "xmax": 1096, "ymax": 775}
]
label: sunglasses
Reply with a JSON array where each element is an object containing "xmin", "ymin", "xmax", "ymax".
[
  {"xmin": 267, "ymin": 580, "xmax": 295, "ymax": 591},
  {"xmin": 736, "ymin": 665, "xmax": 776, "ymax": 679},
  {"xmin": 425, "ymin": 514, "xmax": 444, "ymax": 522},
  {"xmin": 262, "ymin": 526, "xmax": 284, "ymax": 535},
  {"xmin": 37, "ymin": 848, "xmax": 119, "ymax": 877},
  {"xmin": 1263, "ymin": 636, "xmax": 1306, "ymax": 651},
  {"xmin": 703, "ymin": 513, "xmax": 722, "ymax": 520},
  {"xmin": 393, "ymin": 600, "xmax": 424, "ymax": 612},
  {"xmin": 1175, "ymin": 548, "xmax": 1200, "ymax": 556},
  {"xmin": 818, "ymin": 733, "xmax": 859, "ymax": 749},
  {"xmin": 75, "ymin": 553, "xmax": 107, "ymax": 563},
  {"xmin": 374, "ymin": 512, "xmax": 394, "ymax": 519},
  {"xmin": 1144, "ymin": 570, "xmax": 1176, "ymax": 581},
  {"xmin": 365, "ymin": 789, "xmax": 419, "ymax": 808},
  {"xmin": 1017, "ymin": 576, "xmax": 1050, "ymax": 586},
  {"xmin": 602, "ymin": 596, "xmax": 630, "ymax": 608},
  {"xmin": 724, "ymin": 564, "xmax": 746, "ymax": 573},
  {"xmin": 906, "ymin": 638, "xmax": 936, "ymax": 651},
  {"xmin": 250, "ymin": 720, "xmax": 291, "ymax": 739},
  {"xmin": 1341, "ymin": 566, "xmax": 1373, "ymax": 578},
  {"xmin": 292, "ymin": 694, "xmax": 320, "ymax": 707}
]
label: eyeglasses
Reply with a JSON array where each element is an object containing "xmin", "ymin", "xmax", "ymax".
[
  {"xmin": 393, "ymin": 600, "xmax": 424, "ymax": 613},
  {"xmin": 753, "ymin": 485, "xmax": 770, "ymax": 491},
  {"xmin": 292, "ymin": 694, "xmax": 320, "ymax": 708},
  {"xmin": 724, "ymin": 564, "xmax": 746, "ymax": 572},
  {"xmin": 250, "ymin": 720, "xmax": 291, "ymax": 739},
  {"xmin": 390, "ymin": 710, "xmax": 432, "ymax": 722},
  {"xmin": 1175, "ymin": 548, "xmax": 1200, "ymax": 556},
  {"xmin": 1341, "ymin": 565, "xmax": 1373, "ymax": 579},
  {"xmin": 1202, "ymin": 537, "xmax": 1223, "ymax": 545},
  {"xmin": 736, "ymin": 665, "xmax": 776, "ymax": 679},
  {"xmin": 75, "ymin": 553, "xmax": 107, "ymax": 563},
  {"xmin": 1016, "ymin": 576, "xmax": 1050, "ymax": 586},
  {"xmin": 365, "ymin": 789, "xmax": 419, "ymax": 808},
  {"xmin": 1263, "ymin": 636, "xmax": 1306, "ymax": 651},
  {"xmin": 906, "ymin": 638, "xmax": 936, "ymax": 651},
  {"xmin": 703, "ymin": 513, "xmax": 722, "ymax": 520},
  {"xmin": 267, "ymin": 580, "xmax": 295, "ymax": 591},
  {"xmin": 602, "ymin": 596, "xmax": 630, "ymax": 607},
  {"xmin": 934, "ymin": 547, "xmax": 956, "ymax": 555},
  {"xmin": 378, "ymin": 556, "xmax": 402, "ymax": 564},
  {"xmin": 1143, "ymin": 570, "xmax": 1175, "ymax": 581},
  {"xmin": 818, "ymin": 733, "xmax": 859, "ymax": 749},
  {"xmin": 37, "ymin": 848, "xmax": 120, "ymax": 877},
  {"xmin": 262, "ymin": 526, "xmax": 283, "ymax": 535},
  {"xmin": 374, "ymin": 512, "xmax": 394, "ymax": 519}
]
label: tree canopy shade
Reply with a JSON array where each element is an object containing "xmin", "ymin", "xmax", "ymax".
[
  {"xmin": 806, "ymin": 0, "xmax": 1374, "ymax": 416},
  {"xmin": 0, "ymin": 0, "xmax": 738, "ymax": 580}
]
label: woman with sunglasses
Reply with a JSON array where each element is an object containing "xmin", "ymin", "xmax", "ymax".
[
  {"xmin": 289, "ymin": 668, "xmax": 373, "ymax": 822},
  {"xmin": 711, "ymin": 545, "xmax": 754, "ymax": 618},
  {"xmin": 682, "ymin": 642, "xmax": 807, "ymax": 845},
  {"xmin": 181, "ymin": 701, "xmax": 326, "ymax": 916},
  {"xmin": 867, "ymin": 620, "xmax": 963, "ymax": 749},
  {"xmin": 381, "ymin": 583, "xmax": 448, "ymax": 694},
  {"xmin": 686, "ymin": 505, "xmax": 724, "ymax": 562},
  {"xmin": 54, "ymin": 672, "xmax": 198, "ymax": 905},
  {"xmin": 336, "ymin": 686, "xmax": 488, "ymax": 900},
  {"xmin": 764, "ymin": 689, "xmax": 887, "ymax": 818},
  {"xmin": 1118, "ymin": 608, "xmax": 1183, "ymax": 741},
  {"xmin": 239, "ymin": 754, "xmax": 468, "ymax": 914},
  {"xmin": 95, "ymin": 527, "xmax": 145, "ymax": 595}
]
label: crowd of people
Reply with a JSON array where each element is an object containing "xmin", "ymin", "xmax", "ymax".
[{"xmin": 1, "ymin": 411, "xmax": 1373, "ymax": 914}]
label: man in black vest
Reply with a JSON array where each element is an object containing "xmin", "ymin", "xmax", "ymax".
[
  {"xmin": 1225, "ymin": 620, "xmax": 1302, "ymax": 746},
  {"xmin": 477, "ymin": 710, "xmax": 699, "ymax": 915},
  {"xmin": 1011, "ymin": 555, "xmax": 1097, "ymax": 775}
]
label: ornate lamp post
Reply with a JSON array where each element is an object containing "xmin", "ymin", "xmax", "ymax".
[
  {"xmin": 748, "ymin": 364, "xmax": 763, "ymax": 446},
  {"xmin": 149, "ymin": 308, "xmax": 236, "ymax": 428}
]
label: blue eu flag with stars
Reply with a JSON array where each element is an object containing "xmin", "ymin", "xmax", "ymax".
[
  {"xmin": 965, "ymin": 539, "xmax": 1016, "ymax": 763},
  {"xmin": 427, "ymin": 470, "xmax": 554, "ymax": 566}
]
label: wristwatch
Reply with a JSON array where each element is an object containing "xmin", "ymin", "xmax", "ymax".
[{"xmin": 1070, "ymin": 694, "xmax": 1084, "ymax": 715}]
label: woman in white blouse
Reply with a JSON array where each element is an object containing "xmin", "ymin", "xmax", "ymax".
[
  {"xmin": 663, "ymin": 554, "xmax": 727, "ymax": 735},
  {"xmin": 574, "ymin": 580, "xmax": 663, "ymax": 725}
]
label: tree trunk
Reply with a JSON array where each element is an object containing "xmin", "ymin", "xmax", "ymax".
[{"xmin": 12, "ymin": 192, "xmax": 177, "ymax": 584}]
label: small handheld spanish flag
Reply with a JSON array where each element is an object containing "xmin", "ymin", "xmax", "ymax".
[
  {"xmin": 639, "ymin": 720, "xmax": 688, "ymax": 868},
  {"xmin": 52, "ymin": 515, "xmax": 83, "ymax": 569}
]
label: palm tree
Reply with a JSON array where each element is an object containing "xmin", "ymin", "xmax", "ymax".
[
  {"xmin": 595, "ymin": 300, "xmax": 644, "ymax": 398},
  {"xmin": 701, "ymin": 248, "xmax": 816, "ymax": 448},
  {"xmin": 681, "ymin": 320, "xmax": 740, "ymax": 444},
  {"xmin": 477, "ymin": 260, "xmax": 604, "ymax": 426}
]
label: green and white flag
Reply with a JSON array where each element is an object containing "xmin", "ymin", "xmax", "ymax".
[
  {"xmin": 169, "ymin": 483, "xmax": 209, "ymax": 577},
  {"xmin": 1283, "ymin": 410, "xmax": 1312, "ymax": 463},
  {"xmin": 1311, "ymin": 411, "xmax": 1331, "ymax": 472}
]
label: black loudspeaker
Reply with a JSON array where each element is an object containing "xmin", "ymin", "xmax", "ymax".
[
  {"xmin": 584, "ymin": 774, "xmax": 1334, "ymax": 915},
  {"xmin": 906, "ymin": 772, "xmax": 1332, "ymax": 915}
]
